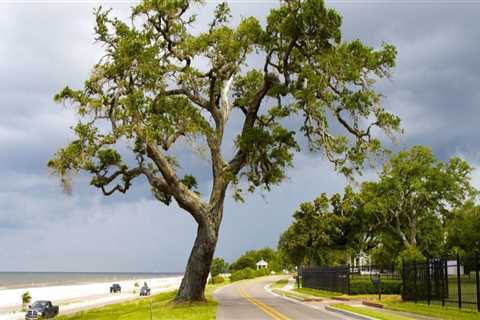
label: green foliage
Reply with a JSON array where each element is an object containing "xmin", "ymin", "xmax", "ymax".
[
  {"xmin": 349, "ymin": 279, "xmax": 402, "ymax": 295},
  {"xmin": 229, "ymin": 248, "xmax": 283, "ymax": 272},
  {"xmin": 446, "ymin": 202, "xmax": 480, "ymax": 255},
  {"xmin": 361, "ymin": 145, "xmax": 476, "ymax": 259},
  {"xmin": 280, "ymin": 145, "xmax": 477, "ymax": 268},
  {"xmin": 209, "ymin": 275, "xmax": 225, "ymax": 284},
  {"xmin": 49, "ymin": 0, "xmax": 400, "ymax": 201},
  {"xmin": 22, "ymin": 291, "xmax": 31, "ymax": 305},
  {"xmin": 278, "ymin": 187, "xmax": 366, "ymax": 267},
  {"xmin": 230, "ymin": 267, "xmax": 270, "ymax": 282},
  {"xmin": 210, "ymin": 257, "xmax": 228, "ymax": 277}
]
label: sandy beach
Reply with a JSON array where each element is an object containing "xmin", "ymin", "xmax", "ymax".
[{"xmin": 0, "ymin": 276, "xmax": 182, "ymax": 320}]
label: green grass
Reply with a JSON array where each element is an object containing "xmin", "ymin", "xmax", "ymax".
[
  {"xmin": 332, "ymin": 303, "xmax": 414, "ymax": 320},
  {"xmin": 58, "ymin": 282, "xmax": 229, "ymax": 320},
  {"xmin": 294, "ymin": 287, "xmax": 400, "ymax": 301},
  {"xmin": 270, "ymin": 279, "xmax": 289, "ymax": 290},
  {"xmin": 444, "ymin": 276, "xmax": 478, "ymax": 309},
  {"xmin": 383, "ymin": 301, "xmax": 480, "ymax": 320}
]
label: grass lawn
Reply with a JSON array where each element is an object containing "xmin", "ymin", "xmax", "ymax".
[
  {"xmin": 294, "ymin": 287, "xmax": 400, "ymax": 301},
  {"xmin": 383, "ymin": 301, "xmax": 480, "ymax": 320},
  {"xmin": 270, "ymin": 279, "xmax": 289, "ymax": 289},
  {"xmin": 57, "ymin": 282, "xmax": 228, "ymax": 320},
  {"xmin": 332, "ymin": 303, "xmax": 414, "ymax": 320}
]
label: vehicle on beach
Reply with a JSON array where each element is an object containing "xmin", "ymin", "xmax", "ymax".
[
  {"xmin": 139, "ymin": 285, "xmax": 151, "ymax": 296},
  {"xmin": 25, "ymin": 300, "xmax": 59, "ymax": 319},
  {"xmin": 110, "ymin": 283, "xmax": 121, "ymax": 293}
]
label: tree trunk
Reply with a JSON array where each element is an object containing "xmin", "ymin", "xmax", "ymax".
[{"xmin": 175, "ymin": 220, "xmax": 219, "ymax": 302}]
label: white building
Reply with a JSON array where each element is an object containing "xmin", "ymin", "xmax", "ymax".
[
  {"xmin": 447, "ymin": 260, "xmax": 464, "ymax": 276},
  {"xmin": 256, "ymin": 259, "xmax": 268, "ymax": 270}
]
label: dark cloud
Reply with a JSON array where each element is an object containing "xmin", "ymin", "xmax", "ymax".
[{"xmin": 0, "ymin": 1, "xmax": 479, "ymax": 271}]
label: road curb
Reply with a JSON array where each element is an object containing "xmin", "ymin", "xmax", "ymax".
[
  {"xmin": 362, "ymin": 300, "xmax": 384, "ymax": 308},
  {"xmin": 325, "ymin": 305, "xmax": 376, "ymax": 320}
]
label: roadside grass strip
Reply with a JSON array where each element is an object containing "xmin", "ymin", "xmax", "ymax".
[
  {"xmin": 270, "ymin": 279, "xmax": 289, "ymax": 290},
  {"xmin": 239, "ymin": 287, "xmax": 291, "ymax": 320},
  {"xmin": 57, "ymin": 282, "xmax": 228, "ymax": 320},
  {"xmin": 383, "ymin": 301, "xmax": 480, "ymax": 320},
  {"xmin": 332, "ymin": 304, "xmax": 414, "ymax": 320},
  {"xmin": 294, "ymin": 288, "xmax": 400, "ymax": 301}
]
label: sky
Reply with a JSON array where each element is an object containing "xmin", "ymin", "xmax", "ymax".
[{"xmin": 0, "ymin": 0, "xmax": 479, "ymax": 272}]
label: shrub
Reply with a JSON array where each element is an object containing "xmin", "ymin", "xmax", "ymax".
[
  {"xmin": 349, "ymin": 279, "xmax": 402, "ymax": 295},
  {"xmin": 209, "ymin": 275, "xmax": 225, "ymax": 284},
  {"xmin": 230, "ymin": 268, "xmax": 269, "ymax": 282},
  {"xmin": 21, "ymin": 291, "xmax": 31, "ymax": 311}
]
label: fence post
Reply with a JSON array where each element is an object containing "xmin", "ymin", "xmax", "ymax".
[
  {"xmin": 413, "ymin": 259, "xmax": 417, "ymax": 304},
  {"xmin": 347, "ymin": 264, "xmax": 351, "ymax": 295},
  {"xmin": 444, "ymin": 258, "xmax": 448, "ymax": 307},
  {"xmin": 426, "ymin": 258, "xmax": 431, "ymax": 306},
  {"xmin": 297, "ymin": 268, "xmax": 301, "ymax": 288},
  {"xmin": 475, "ymin": 253, "xmax": 480, "ymax": 312},
  {"xmin": 457, "ymin": 254, "xmax": 462, "ymax": 309}
]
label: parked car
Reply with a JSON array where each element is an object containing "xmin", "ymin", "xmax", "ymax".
[
  {"xmin": 139, "ymin": 285, "xmax": 151, "ymax": 296},
  {"xmin": 25, "ymin": 300, "xmax": 59, "ymax": 319},
  {"xmin": 110, "ymin": 283, "xmax": 121, "ymax": 293}
]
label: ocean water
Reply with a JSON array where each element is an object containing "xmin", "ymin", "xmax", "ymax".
[{"xmin": 0, "ymin": 272, "xmax": 182, "ymax": 289}]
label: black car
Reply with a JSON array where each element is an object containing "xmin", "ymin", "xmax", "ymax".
[
  {"xmin": 139, "ymin": 285, "xmax": 151, "ymax": 296},
  {"xmin": 25, "ymin": 300, "xmax": 59, "ymax": 319},
  {"xmin": 110, "ymin": 283, "xmax": 121, "ymax": 293}
]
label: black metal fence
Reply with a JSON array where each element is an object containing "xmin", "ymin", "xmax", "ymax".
[
  {"xmin": 402, "ymin": 254, "xmax": 480, "ymax": 311},
  {"xmin": 301, "ymin": 265, "xmax": 350, "ymax": 293},
  {"xmin": 301, "ymin": 264, "xmax": 401, "ymax": 295}
]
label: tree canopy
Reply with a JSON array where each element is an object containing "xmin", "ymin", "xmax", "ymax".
[
  {"xmin": 361, "ymin": 145, "xmax": 475, "ymax": 259},
  {"xmin": 278, "ymin": 187, "xmax": 370, "ymax": 267},
  {"xmin": 48, "ymin": 0, "xmax": 400, "ymax": 301},
  {"xmin": 446, "ymin": 202, "xmax": 480, "ymax": 255},
  {"xmin": 229, "ymin": 247, "xmax": 283, "ymax": 272},
  {"xmin": 279, "ymin": 146, "xmax": 477, "ymax": 267}
]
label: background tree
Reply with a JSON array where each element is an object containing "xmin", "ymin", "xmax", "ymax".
[
  {"xmin": 446, "ymin": 202, "xmax": 480, "ymax": 255},
  {"xmin": 21, "ymin": 291, "xmax": 31, "ymax": 309},
  {"xmin": 210, "ymin": 257, "xmax": 228, "ymax": 277},
  {"xmin": 48, "ymin": 0, "xmax": 399, "ymax": 301},
  {"xmin": 360, "ymin": 145, "xmax": 475, "ymax": 259},
  {"xmin": 278, "ymin": 188, "xmax": 368, "ymax": 267},
  {"xmin": 229, "ymin": 247, "xmax": 283, "ymax": 272}
]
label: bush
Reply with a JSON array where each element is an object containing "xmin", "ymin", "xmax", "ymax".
[
  {"xmin": 21, "ymin": 291, "xmax": 32, "ymax": 311},
  {"xmin": 230, "ymin": 268, "xmax": 271, "ymax": 282},
  {"xmin": 209, "ymin": 275, "xmax": 225, "ymax": 284},
  {"xmin": 349, "ymin": 279, "xmax": 402, "ymax": 295}
]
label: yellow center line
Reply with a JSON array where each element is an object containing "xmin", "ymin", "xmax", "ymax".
[{"xmin": 239, "ymin": 287, "xmax": 291, "ymax": 320}]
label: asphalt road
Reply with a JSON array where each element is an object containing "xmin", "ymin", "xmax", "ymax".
[{"xmin": 214, "ymin": 276, "xmax": 355, "ymax": 320}]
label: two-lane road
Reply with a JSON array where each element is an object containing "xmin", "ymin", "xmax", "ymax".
[{"xmin": 214, "ymin": 276, "xmax": 354, "ymax": 320}]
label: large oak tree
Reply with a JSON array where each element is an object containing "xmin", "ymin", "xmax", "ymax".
[
  {"xmin": 48, "ymin": 0, "xmax": 400, "ymax": 301},
  {"xmin": 361, "ymin": 146, "xmax": 476, "ymax": 259}
]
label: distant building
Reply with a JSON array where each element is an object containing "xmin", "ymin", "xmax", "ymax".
[
  {"xmin": 256, "ymin": 259, "xmax": 268, "ymax": 270},
  {"xmin": 447, "ymin": 260, "xmax": 464, "ymax": 276}
]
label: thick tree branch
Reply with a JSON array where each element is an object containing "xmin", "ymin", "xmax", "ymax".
[
  {"xmin": 165, "ymin": 88, "xmax": 210, "ymax": 111},
  {"xmin": 146, "ymin": 142, "xmax": 208, "ymax": 225},
  {"xmin": 93, "ymin": 166, "xmax": 144, "ymax": 196},
  {"xmin": 228, "ymin": 75, "xmax": 275, "ymax": 175}
]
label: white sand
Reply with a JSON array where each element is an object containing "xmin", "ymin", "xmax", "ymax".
[{"xmin": 0, "ymin": 276, "xmax": 182, "ymax": 320}]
